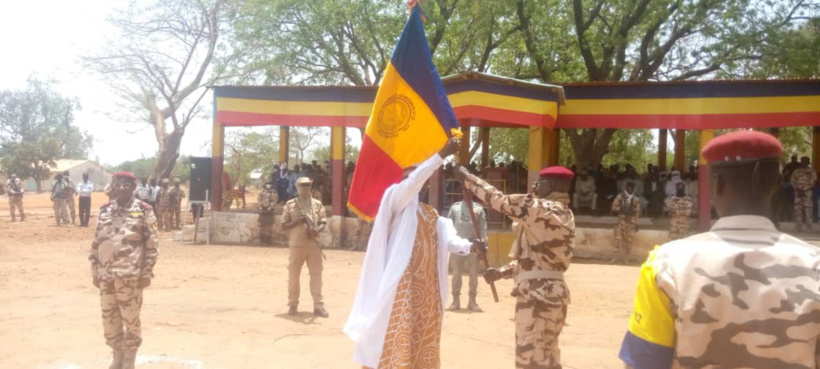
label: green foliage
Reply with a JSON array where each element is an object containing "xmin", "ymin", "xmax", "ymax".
[
  {"xmin": 114, "ymin": 156, "xmax": 193, "ymax": 182},
  {"xmin": 599, "ymin": 130, "xmax": 657, "ymax": 170},
  {"xmin": 0, "ymin": 77, "xmax": 91, "ymax": 190},
  {"xmin": 487, "ymin": 128, "xmax": 529, "ymax": 165}
]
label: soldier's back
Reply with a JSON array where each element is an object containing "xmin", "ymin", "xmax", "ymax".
[{"xmin": 651, "ymin": 215, "xmax": 819, "ymax": 368}]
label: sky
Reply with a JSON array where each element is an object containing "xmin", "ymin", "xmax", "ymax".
[{"xmin": 0, "ymin": 0, "xmax": 216, "ymax": 167}]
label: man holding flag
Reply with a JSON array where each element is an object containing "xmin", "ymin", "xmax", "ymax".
[{"xmin": 343, "ymin": 3, "xmax": 486, "ymax": 368}]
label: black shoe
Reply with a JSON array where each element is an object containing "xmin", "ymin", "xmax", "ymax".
[
  {"xmin": 313, "ymin": 307, "xmax": 329, "ymax": 318},
  {"xmin": 288, "ymin": 305, "xmax": 298, "ymax": 316}
]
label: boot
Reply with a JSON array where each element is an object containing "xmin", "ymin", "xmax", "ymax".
[
  {"xmin": 121, "ymin": 348, "xmax": 137, "ymax": 369},
  {"xmin": 447, "ymin": 295, "xmax": 460, "ymax": 311},
  {"xmin": 108, "ymin": 350, "xmax": 124, "ymax": 369},
  {"xmin": 467, "ymin": 294, "xmax": 482, "ymax": 312},
  {"xmin": 288, "ymin": 305, "xmax": 298, "ymax": 316},
  {"xmin": 11, "ymin": 216, "xmax": 15, "ymax": 222},
  {"xmin": 314, "ymin": 307, "xmax": 329, "ymax": 318}
]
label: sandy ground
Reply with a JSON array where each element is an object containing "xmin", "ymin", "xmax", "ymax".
[{"xmin": 1, "ymin": 193, "xmax": 638, "ymax": 369}]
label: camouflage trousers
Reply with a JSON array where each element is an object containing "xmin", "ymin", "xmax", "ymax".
[
  {"xmin": 793, "ymin": 190, "xmax": 813, "ymax": 230},
  {"xmin": 99, "ymin": 279, "xmax": 143, "ymax": 351},
  {"xmin": 258, "ymin": 212, "xmax": 274, "ymax": 245},
  {"xmin": 67, "ymin": 195, "xmax": 76, "ymax": 224},
  {"xmin": 614, "ymin": 218, "xmax": 637, "ymax": 253},
  {"xmin": 52, "ymin": 198, "xmax": 70, "ymax": 225},
  {"xmin": 156, "ymin": 206, "xmax": 171, "ymax": 231},
  {"xmin": 668, "ymin": 215, "xmax": 691, "ymax": 240},
  {"xmin": 8, "ymin": 195, "xmax": 23, "ymax": 220},
  {"xmin": 171, "ymin": 205, "xmax": 182, "ymax": 229},
  {"xmin": 514, "ymin": 293, "xmax": 567, "ymax": 369}
]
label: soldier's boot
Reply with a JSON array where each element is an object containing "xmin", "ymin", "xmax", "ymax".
[
  {"xmin": 288, "ymin": 305, "xmax": 298, "ymax": 316},
  {"xmin": 447, "ymin": 294, "xmax": 460, "ymax": 311},
  {"xmin": 10, "ymin": 214, "xmax": 15, "ymax": 222},
  {"xmin": 467, "ymin": 293, "xmax": 482, "ymax": 312},
  {"xmin": 20, "ymin": 213, "xmax": 25, "ymax": 222},
  {"xmin": 314, "ymin": 307, "xmax": 329, "ymax": 318},
  {"xmin": 120, "ymin": 348, "xmax": 137, "ymax": 369},
  {"xmin": 109, "ymin": 350, "xmax": 124, "ymax": 369}
]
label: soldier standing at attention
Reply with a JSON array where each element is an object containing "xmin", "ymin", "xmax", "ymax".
[
  {"xmin": 51, "ymin": 173, "xmax": 71, "ymax": 226},
  {"xmin": 611, "ymin": 181, "xmax": 642, "ymax": 264},
  {"xmin": 664, "ymin": 182, "xmax": 694, "ymax": 240},
  {"xmin": 790, "ymin": 156, "xmax": 817, "ymax": 232},
  {"xmin": 169, "ymin": 178, "xmax": 186, "ymax": 230},
  {"xmin": 619, "ymin": 130, "xmax": 820, "ymax": 369},
  {"xmin": 6, "ymin": 173, "xmax": 25, "ymax": 221},
  {"xmin": 257, "ymin": 182, "xmax": 278, "ymax": 245},
  {"xmin": 455, "ymin": 165, "xmax": 575, "ymax": 369},
  {"xmin": 64, "ymin": 170, "xmax": 77, "ymax": 225},
  {"xmin": 446, "ymin": 197, "xmax": 488, "ymax": 312},
  {"xmin": 77, "ymin": 173, "xmax": 95, "ymax": 227},
  {"xmin": 156, "ymin": 179, "xmax": 172, "ymax": 232},
  {"xmin": 135, "ymin": 178, "xmax": 152, "ymax": 206},
  {"xmin": 89, "ymin": 171, "xmax": 158, "ymax": 369},
  {"xmin": 281, "ymin": 177, "xmax": 328, "ymax": 317}
]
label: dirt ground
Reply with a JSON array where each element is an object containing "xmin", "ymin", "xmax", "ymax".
[{"xmin": 1, "ymin": 193, "xmax": 637, "ymax": 369}]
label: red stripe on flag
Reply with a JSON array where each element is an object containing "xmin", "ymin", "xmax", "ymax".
[{"xmin": 347, "ymin": 135, "xmax": 404, "ymax": 219}]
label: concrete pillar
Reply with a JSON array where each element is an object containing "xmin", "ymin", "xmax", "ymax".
[
  {"xmin": 330, "ymin": 126, "xmax": 345, "ymax": 217},
  {"xmin": 673, "ymin": 129, "xmax": 686, "ymax": 172},
  {"xmin": 480, "ymin": 127, "xmax": 490, "ymax": 170},
  {"xmin": 658, "ymin": 129, "xmax": 668, "ymax": 171},
  {"xmin": 813, "ymin": 127, "xmax": 820, "ymax": 173},
  {"xmin": 528, "ymin": 127, "xmax": 550, "ymax": 186},
  {"xmin": 698, "ymin": 130, "xmax": 714, "ymax": 231},
  {"xmin": 211, "ymin": 121, "xmax": 224, "ymax": 211},
  {"xmin": 279, "ymin": 126, "xmax": 290, "ymax": 164}
]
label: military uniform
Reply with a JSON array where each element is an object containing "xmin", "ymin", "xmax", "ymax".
[
  {"xmin": 64, "ymin": 175, "xmax": 77, "ymax": 224},
  {"xmin": 446, "ymin": 200, "xmax": 487, "ymax": 311},
  {"xmin": 350, "ymin": 216, "xmax": 372, "ymax": 251},
  {"xmin": 791, "ymin": 166, "xmax": 817, "ymax": 231},
  {"xmin": 611, "ymin": 191, "xmax": 642, "ymax": 261},
  {"xmin": 572, "ymin": 173, "xmax": 597, "ymax": 212},
  {"xmin": 51, "ymin": 178, "xmax": 71, "ymax": 226},
  {"xmin": 257, "ymin": 186, "xmax": 278, "ymax": 245},
  {"xmin": 464, "ymin": 167, "xmax": 575, "ymax": 369},
  {"xmin": 155, "ymin": 181, "xmax": 172, "ymax": 232},
  {"xmin": 6, "ymin": 177, "xmax": 25, "ymax": 221},
  {"xmin": 665, "ymin": 195, "xmax": 694, "ymax": 240},
  {"xmin": 169, "ymin": 180, "xmax": 186, "ymax": 230},
  {"xmin": 89, "ymin": 172, "xmax": 158, "ymax": 369},
  {"xmin": 282, "ymin": 192, "xmax": 327, "ymax": 311}
]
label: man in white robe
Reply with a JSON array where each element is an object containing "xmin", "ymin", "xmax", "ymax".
[{"xmin": 344, "ymin": 138, "xmax": 485, "ymax": 368}]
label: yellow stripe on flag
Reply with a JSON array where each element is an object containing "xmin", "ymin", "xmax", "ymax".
[{"xmin": 364, "ymin": 62, "xmax": 449, "ymax": 168}]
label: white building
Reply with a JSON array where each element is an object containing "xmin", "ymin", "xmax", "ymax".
[{"xmin": 36, "ymin": 160, "xmax": 113, "ymax": 192}]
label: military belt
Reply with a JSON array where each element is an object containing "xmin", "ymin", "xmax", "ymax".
[{"xmin": 515, "ymin": 269, "xmax": 564, "ymax": 282}]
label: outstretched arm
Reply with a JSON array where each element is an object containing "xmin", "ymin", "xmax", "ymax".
[{"xmin": 455, "ymin": 166, "xmax": 529, "ymax": 220}]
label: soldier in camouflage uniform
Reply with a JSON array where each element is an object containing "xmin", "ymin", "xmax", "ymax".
[
  {"xmin": 6, "ymin": 174, "xmax": 25, "ymax": 221},
  {"xmin": 349, "ymin": 216, "xmax": 372, "ymax": 251},
  {"xmin": 155, "ymin": 179, "xmax": 172, "ymax": 232},
  {"xmin": 790, "ymin": 156, "xmax": 817, "ymax": 232},
  {"xmin": 664, "ymin": 181, "xmax": 694, "ymax": 240},
  {"xmin": 611, "ymin": 181, "xmax": 642, "ymax": 264},
  {"xmin": 51, "ymin": 173, "xmax": 71, "ymax": 226},
  {"xmin": 89, "ymin": 171, "xmax": 159, "ymax": 369},
  {"xmin": 63, "ymin": 170, "xmax": 77, "ymax": 224},
  {"xmin": 456, "ymin": 165, "xmax": 575, "ymax": 369},
  {"xmin": 619, "ymin": 131, "xmax": 820, "ymax": 369},
  {"xmin": 257, "ymin": 182, "xmax": 278, "ymax": 245},
  {"xmin": 169, "ymin": 178, "xmax": 186, "ymax": 230}
]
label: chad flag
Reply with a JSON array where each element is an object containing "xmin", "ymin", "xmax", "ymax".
[{"xmin": 347, "ymin": 5, "xmax": 460, "ymax": 220}]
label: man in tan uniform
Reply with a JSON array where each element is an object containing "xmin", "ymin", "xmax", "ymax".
[
  {"xmin": 611, "ymin": 181, "xmax": 642, "ymax": 264},
  {"xmin": 169, "ymin": 178, "xmax": 186, "ymax": 230},
  {"xmin": 282, "ymin": 177, "xmax": 328, "ymax": 317},
  {"xmin": 257, "ymin": 182, "xmax": 278, "ymax": 245},
  {"xmin": 63, "ymin": 170, "xmax": 77, "ymax": 225},
  {"xmin": 155, "ymin": 179, "xmax": 172, "ymax": 232},
  {"xmin": 619, "ymin": 131, "xmax": 820, "ymax": 369},
  {"xmin": 457, "ymin": 165, "xmax": 576, "ymax": 369},
  {"xmin": 791, "ymin": 156, "xmax": 817, "ymax": 232},
  {"xmin": 51, "ymin": 173, "xmax": 71, "ymax": 226},
  {"xmin": 664, "ymin": 181, "xmax": 694, "ymax": 240},
  {"xmin": 89, "ymin": 171, "xmax": 159, "ymax": 369},
  {"xmin": 6, "ymin": 173, "xmax": 25, "ymax": 221}
]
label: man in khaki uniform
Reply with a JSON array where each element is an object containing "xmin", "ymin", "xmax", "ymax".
[
  {"xmin": 51, "ymin": 173, "xmax": 71, "ymax": 226},
  {"xmin": 257, "ymin": 182, "xmax": 278, "ymax": 245},
  {"xmin": 619, "ymin": 131, "xmax": 820, "ymax": 369},
  {"xmin": 89, "ymin": 171, "xmax": 159, "ymax": 369},
  {"xmin": 664, "ymin": 181, "xmax": 694, "ymax": 240},
  {"xmin": 155, "ymin": 179, "xmax": 172, "ymax": 232},
  {"xmin": 282, "ymin": 177, "xmax": 328, "ymax": 317},
  {"xmin": 6, "ymin": 174, "xmax": 25, "ymax": 221},
  {"xmin": 611, "ymin": 181, "xmax": 642, "ymax": 264},
  {"xmin": 790, "ymin": 156, "xmax": 817, "ymax": 232},
  {"xmin": 63, "ymin": 170, "xmax": 77, "ymax": 224},
  {"xmin": 169, "ymin": 178, "xmax": 186, "ymax": 230}
]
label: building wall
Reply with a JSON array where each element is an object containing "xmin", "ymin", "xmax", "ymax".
[{"xmin": 35, "ymin": 162, "xmax": 113, "ymax": 192}]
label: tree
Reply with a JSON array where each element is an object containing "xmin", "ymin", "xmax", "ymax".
[
  {"xmin": 224, "ymin": 128, "xmax": 280, "ymax": 185},
  {"xmin": 85, "ymin": 0, "xmax": 227, "ymax": 180},
  {"xmin": 289, "ymin": 127, "xmax": 327, "ymax": 164},
  {"xmin": 0, "ymin": 77, "xmax": 91, "ymax": 191}
]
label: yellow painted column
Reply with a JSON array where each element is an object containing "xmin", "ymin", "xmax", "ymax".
[
  {"xmin": 457, "ymin": 125, "xmax": 471, "ymax": 165},
  {"xmin": 331, "ymin": 126, "xmax": 345, "ymax": 217},
  {"xmin": 279, "ymin": 126, "xmax": 290, "ymax": 164},
  {"xmin": 813, "ymin": 127, "xmax": 820, "ymax": 172},
  {"xmin": 528, "ymin": 127, "xmax": 550, "ymax": 185},
  {"xmin": 698, "ymin": 129, "xmax": 714, "ymax": 231}
]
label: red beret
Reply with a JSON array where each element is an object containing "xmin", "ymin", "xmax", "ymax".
[
  {"xmin": 701, "ymin": 130, "xmax": 782, "ymax": 165},
  {"xmin": 539, "ymin": 166, "xmax": 574, "ymax": 180},
  {"xmin": 113, "ymin": 171, "xmax": 137, "ymax": 180}
]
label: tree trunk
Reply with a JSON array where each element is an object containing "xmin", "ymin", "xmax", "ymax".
[
  {"xmin": 566, "ymin": 128, "xmax": 616, "ymax": 167},
  {"xmin": 153, "ymin": 129, "xmax": 183, "ymax": 180}
]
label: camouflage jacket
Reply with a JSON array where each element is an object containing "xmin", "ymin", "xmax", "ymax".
[
  {"xmin": 64, "ymin": 178, "xmax": 76, "ymax": 196},
  {"xmin": 464, "ymin": 175, "xmax": 575, "ymax": 301},
  {"xmin": 89, "ymin": 197, "xmax": 159, "ymax": 282},
  {"xmin": 666, "ymin": 196, "xmax": 694, "ymax": 218},
  {"xmin": 791, "ymin": 167, "xmax": 818, "ymax": 192},
  {"xmin": 619, "ymin": 215, "xmax": 820, "ymax": 369},
  {"xmin": 156, "ymin": 187, "xmax": 172, "ymax": 207},
  {"xmin": 612, "ymin": 192, "xmax": 641, "ymax": 222},
  {"xmin": 257, "ymin": 189, "xmax": 278, "ymax": 214},
  {"xmin": 169, "ymin": 187, "xmax": 186, "ymax": 206},
  {"xmin": 5, "ymin": 178, "xmax": 23, "ymax": 195}
]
